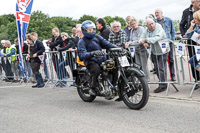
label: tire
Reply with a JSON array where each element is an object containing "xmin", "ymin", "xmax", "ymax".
[
  {"xmin": 120, "ymin": 74, "xmax": 149, "ymax": 110},
  {"xmin": 76, "ymin": 75, "xmax": 96, "ymax": 102}
]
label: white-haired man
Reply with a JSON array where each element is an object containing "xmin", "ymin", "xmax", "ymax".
[
  {"xmin": 3, "ymin": 40, "xmax": 16, "ymax": 82},
  {"xmin": 108, "ymin": 21, "xmax": 127, "ymax": 47},
  {"xmin": 140, "ymin": 18, "xmax": 168, "ymax": 93},
  {"xmin": 155, "ymin": 8, "xmax": 176, "ymax": 81}
]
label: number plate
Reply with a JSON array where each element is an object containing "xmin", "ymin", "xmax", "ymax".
[{"xmin": 118, "ymin": 56, "xmax": 130, "ymax": 67}]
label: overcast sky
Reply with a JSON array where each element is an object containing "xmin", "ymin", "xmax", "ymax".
[{"xmin": 0, "ymin": 0, "xmax": 191, "ymax": 20}]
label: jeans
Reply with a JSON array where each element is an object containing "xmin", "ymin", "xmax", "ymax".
[
  {"xmin": 43, "ymin": 55, "xmax": 49, "ymax": 79},
  {"xmin": 58, "ymin": 60, "xmax": 70, "ymax": 85},
  {"xmin": 189, "ymin": 55, "xmax": 200, "ymax": 70}
]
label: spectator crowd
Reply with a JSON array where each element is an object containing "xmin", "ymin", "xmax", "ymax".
[{"xmin": 0, "ymin": 0, "xmax": 200, "ymax": 93}]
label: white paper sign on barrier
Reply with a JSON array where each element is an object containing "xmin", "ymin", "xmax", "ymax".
[
  {"xmin": 62, "ymin": 51, "xmax": 66, "ymax": 58},
  {"xmin": 176, "ymin": 43, "xmax": 186, "ymax": 57},
  {"xmin": 191, "ymin": 32, "xmax": 200, "ymax": 44},
  {"xmin": 194, "ymin": 46, "xmax": 200, "ymax": 61},
  {"xmin": 129, "ymin": 46, "xmax": 135, "ymax": 57},
  {"xmin": 38, "ymin": 55, "xmax": 44, "ymax": 64},
  {"xmin": 158, "ymin": 40, "xmax": 170, "ymax": 53}
]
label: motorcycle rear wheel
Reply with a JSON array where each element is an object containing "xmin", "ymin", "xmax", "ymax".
[{"xmin": 76, "ymin": 75, "xmax": 96, "ymax": 102}]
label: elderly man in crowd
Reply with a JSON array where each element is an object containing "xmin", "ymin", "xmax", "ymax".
[
  {"xmin": 140, "ymin": 18, "xmax": 168, "ymax": 93},
  {"xmin": 71, "ymin": 27, "xmax": 77, "ymax": 38},
  {"xmin": 155, "ymin": 8, "xmax": 176, "ymax": 81},
  {"xmin": 3, "ymin": 40, "xmax": 16, "ymax": 82},
  {"xmin": 108, "ymin": 21, "xmax": 127, "ymax": 47}
]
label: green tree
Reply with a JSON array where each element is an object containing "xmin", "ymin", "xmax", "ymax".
[
  {"xmin": 0, "ymin": 14, "xmax": 16, "ymax": 42},
  {"xmin": 0, "ymin": 14, "xmax": 15, "ymax": 26},
  {"xmin": 104, "ymin": 16, "xmax": 115, "ymax": 26},
  {"xmin": 28, "ymin": 10, "xmax": 56, "ymax": 40},
  {"xmin": 173, "ymin": 20, "xmax": 180, "ymax": 33},
  {"xmin": 50, "ymin": 16, "xmax": 78, "ymax": 35},
  {"xmin": 104, "ymin": 16, "xmax": 126, "ymax": 29},
  {"xmin": 5, "ymin": 21, "xmax": 17, "ymax": 43},
  {"xmin": 79, "ymin": 15, "xmax": 97, "ymax": 24}
]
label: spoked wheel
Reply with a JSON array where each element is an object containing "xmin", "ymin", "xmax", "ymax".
[
  {"xmin": 120, "ymin": 74, "xmax": 149, "ymax": 110},
  {"xmin": 76, "ymin": 75, "xmax": 96, "ymax": 102}
]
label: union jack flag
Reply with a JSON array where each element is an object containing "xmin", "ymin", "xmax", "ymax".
[{"xmin": 16, "ymin": 0, "xmax": 34, "ymax": 76}]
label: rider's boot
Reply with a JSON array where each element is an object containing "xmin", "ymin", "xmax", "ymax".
[{"xmin": 115, "ymin": 89, "xmax": 122, "ymax": 102}]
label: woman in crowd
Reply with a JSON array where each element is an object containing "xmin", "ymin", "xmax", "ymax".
[
  {"xmin": 186, "ymin": 10, "xmax": 200, "ymax": 74},
  {"xmin": 125, "ymin": 17, "xmax": 149, "ymax": 81},
  {"xmin": 57, "ymin": 32, "xmax": 76, "ymax": 87}
]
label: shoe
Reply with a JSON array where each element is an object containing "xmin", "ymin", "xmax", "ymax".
[
  {"xmin": 12, "ymin": 79, "xmax": 20, "ymax": 83},
  {"xmin": 194, "ymin": 84, "xmax": 199, "ymax": 90},
  {"xmin": 5, "ymin": 79, "xmax": 12, "ymax": 82},
  {"xmin": 171, "ymin": 76, "xmax": 176, "ymax": 81},
  {"xmin": 31, "ymin": 80, "xmax": 37, "ymax": 84},
  {"xmin": 153, "ymin": 71, "xmax": 157, "ymax": 74},
  {"xmin": 150, "ymin": 68, "xmax": 155, "ymax": 72},
  {"xmin": 37, "ymin": 84, "xmax": 45, "ymax": 88},
  {"xmin": 115, "ymin": 97, "xmax": 122, "ymax": 102},
  {"xmin": 70, "ymin": 82, "xmax": 77, "ymax": 87},
  {"xmin": 43, "ymin": 79, "xmax": 48, "ymax": 82},
  {"xmin": 89, "ymin": 88, "xmax": 96, "ymax": 96},
  {"xmin": 154, "ymin": 87, "xmax": 166, "ymax": 93},
  {"xmin": 32, "ymin": 84, "xmax": 38, "ymax": 88}
]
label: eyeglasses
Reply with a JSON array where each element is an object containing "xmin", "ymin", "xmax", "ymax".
[{"xmin": 113, "ymin": 26, "xmax": 119, "ymax": 29}]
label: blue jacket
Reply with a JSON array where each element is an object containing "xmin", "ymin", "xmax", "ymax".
[
  {"xmin": 155, "ymin": 17, "xmax": 175, "ymax": 41},
  {"xmin": 186, "ymin": 25, "xmax": 200, "ymax": 39},
  {"xmin": 78, "ymin": 35, "xmax": 117, "ymax": 65}
]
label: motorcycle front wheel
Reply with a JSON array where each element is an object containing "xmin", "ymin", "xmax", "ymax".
[{"xmin": 120, "ymin": 74, "xmax": 149, "ymax": 110}]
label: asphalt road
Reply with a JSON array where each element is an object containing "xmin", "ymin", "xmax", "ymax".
[{"xmin": 0, "ymin": 85, "xmax": 200, "ymax": 133}]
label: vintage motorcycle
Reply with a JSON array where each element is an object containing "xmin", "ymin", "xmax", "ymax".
[{"xmin": 73, "ymin": 48, "xmax": 149, "ymax": 110}]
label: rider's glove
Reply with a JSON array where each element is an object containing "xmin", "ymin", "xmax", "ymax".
[{"xmin": 91, "ymin": 50, "xmax": 104, "ymax": 57}]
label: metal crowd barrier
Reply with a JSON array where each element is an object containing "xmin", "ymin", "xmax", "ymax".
[
  {"xmin": 1, "ymin": 41, "xmax": 200, "ymax": 98},
  {"xmin": 129, "ymin": 40, "xmax": 180, "ymax": 96},
  {"xmin": 0, "ymin": 50, "xmax": 77, "ymax": 89},
  {"xmin": 44, "ymin": 50, "xmax": 77, "ymax": 88},
  {"xmin": 178, "ymin": 38, "xmax": 200, "ymax": 97},
  {"xmin": 0, "ymin": 54, "xmax": 27, "ymax": 86}
]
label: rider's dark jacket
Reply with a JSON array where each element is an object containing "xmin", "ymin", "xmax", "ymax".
[{"xmin": 78, "ymin": 35, "xmax": 117, "ymax": 65}]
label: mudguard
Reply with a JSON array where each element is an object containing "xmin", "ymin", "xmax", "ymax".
[{"xmin": 125, "ymin": 67, "xmax": 145, "ymax": 77}]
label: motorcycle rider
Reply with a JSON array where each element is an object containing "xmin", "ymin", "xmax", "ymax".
[{"xmin": 78, "ymin": 20, "xmax": 118, "ymax": 96}]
